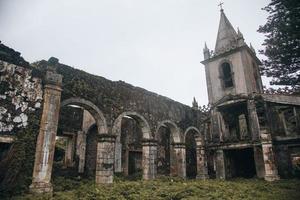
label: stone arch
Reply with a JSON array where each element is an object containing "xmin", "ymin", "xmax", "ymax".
[
  {"xmin": 112, "ymin": 111, "xmax": 151, "ymax": 139},
  {"xmin": 184, "ymin": 126, "xmax": 203, "ymax": 145},
  {"xmin": 61, "ymin": 97, "xmax": 108, "ymax": 134},
  {"xmin": 156, "ymin": 120, "xmax": 185, "ymax": 177},
  {"xmin": 155, "ymin": 120, "xmax": 181, "ymax": 143},
  {"xmin": 112, "ymin": 111, "xmax": 152, "ymax": 174},
  {"xmin": 184, "ymin": 126, "xmax": 201, "ymax": 179}
]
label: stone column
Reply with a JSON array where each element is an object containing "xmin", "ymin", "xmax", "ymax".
[
  {"xmin": 215, "ymin": 149, "xmax": 226, "ymax": 180},
  {"xmin": 253, "ymin": 146, "xmax": 265, "ymax": 178},
  {"xmin": 123, "ymin": 147, "xmax": 129, "ymax": 176},
  {"xmin": 114, "ymin": 140, "xmax": 122, "ymax": 173},
  {"xmin": 142, "ymin": 139, "xmax": 157, "ymax": 180},
  {"xmin": 211, "ymin": 109, "xmax": 221, "ymax": 142},
  {"xmin": 77, "ymin": 109, "xmax": 95, "ymax": 173},
  {"xmin": 173, "ymin": 143, "xmax": 186, "ymax": 178},
  {"xmin": 195, "ymin": 138, "xmax": 209, "ymax": 179},
  {"xmin": 95, "ymin": 134, "xmax": 116, "ymax": 184},
  {"xmin": 247, "ymin": 99, "xmax": 260, "ymax": 141},
  {"xmin": 278, "ymin": 112, "xmax": 289, "ymax": 135},
  {"xmin": 64, "ymin": 134, "xmax": 75, "ymax": 167},
  {"xmin": 30, "ymin": 70, "xmax": 62, "ymax": 194},
  {"xmin": 238, "ymin": 114, "xmax": 248, "ymax": 140},
  {"xmin": 261, "ymin": 130, "xmax": 280, "ymax": 181},
  {"xmin": 76, "ymin": 130, "xmax": 87, "ymax": 173}
]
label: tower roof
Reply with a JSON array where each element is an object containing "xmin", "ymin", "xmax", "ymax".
[{"xmin": 214, "ymin": 10, "xmax": 239, "ymax": 53}]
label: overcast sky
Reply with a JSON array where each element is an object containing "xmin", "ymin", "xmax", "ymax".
[{"xmin": 0, "ymin": 0, "xmax": 270, "ymax": 106}]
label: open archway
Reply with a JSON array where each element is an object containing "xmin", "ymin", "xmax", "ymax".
[
  {"xmin": 112, "ymin": 111, "xmax": 152, "ymax": 179},
  {"xmin": 184, "ymin": 127, "xmax": 201, "ymax": 179},
  {"xmin": 61, "ymin": 98, "xmax": 107, "ymax": 134},
  {"xmin": 53, "ymin": 98, "xmax": 107, "ymax": 180},
  {"xmin": 156, "ymin": 120, "xmax": 182, "ymax": 176}
]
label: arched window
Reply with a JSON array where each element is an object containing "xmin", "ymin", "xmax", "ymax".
[{"xmin": 221, "ymin": 62, "xmax": 233, "ymax": 88}]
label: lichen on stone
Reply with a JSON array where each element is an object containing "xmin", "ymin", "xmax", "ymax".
[{"xmin": 0, "ymin": 61, "xmax": 43, "ymax": 134}]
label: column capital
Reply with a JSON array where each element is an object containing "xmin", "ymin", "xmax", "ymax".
[
  {"xmin": 142, "ymin": 138, "xmax": 158, "ymax": 146},
  {"xmin": 97, "ymin": 134, "xmax": 116, "ymax": 143},
  {"xmin": 45, "ymin": 70, "xmax": 62, "ymax": 86},
  {"xmin": 172, "ymin": 142, "xmax": 185, "ymax": 148}
]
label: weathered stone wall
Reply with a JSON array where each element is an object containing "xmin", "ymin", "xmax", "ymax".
[
  {"xmin": 0, "ymin": 43, "xmax": 45, "ymax": 196},
  {"xmin": 0, "ymin": 60, "xmax": 43, "ymax": 135},
  {"xmin": 33, "ymin": 60, "xmax": 204, "ymax": 137}
]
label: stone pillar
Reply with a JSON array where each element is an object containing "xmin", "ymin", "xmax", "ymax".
[
  {"xmin": 278, "ymin": 112, "xmax": 289, "ymax": 135},
  {"xmin": 64, "ymin": 134, "xmax": 75, "ymax": 167},
  {"xmin": 142, "ymin": 139, "xmax": 157, "ymax": 180},
  {"xmin": 123, "ymin": 148, "xmax": 129, "ymax": 176},
  {"xmin": 95, "ymin": 134, "xmax": 116, "ymax": 184},
  {"xmin": 253, "ymin": 146, "xmax": 265, "ymax": 178},
  {"xmin": 261, "ymin": 130, "xmax": 280, "ymax": 181},
  {"xmin": 173, "ymin": 143, "xmax": 186, "ymax": 178},
  {"xmin": 30, "ymin": 70, "xmax": 62, "ymax": 194},
  {"xmin": 215, "ymin": 149, "xmax": 226, "ymax": 179},
  {"xmin": 114, "ymin": 140, "xmax": 122, "ymax": 173},
  {"xmin": 238, "ymin": 114, "xmax": 248, "ymax": 140},
  {"xmin": 211, "ymin": 109, "xmax": 221, "ymax": 142},
  {"xmin": 77, "ymin": 109, "xmax": 95, "ymax": 173},
  {"xmin": 247, "ymin": 99, "xmax": 260, "ymax": 141},
  {"xmin": 195, "ymin": 138, "xmax": 209, "ymax": 179},
  {"xmin": 76, "ymin": 130, "xmax": 87, "ymax": 173}
]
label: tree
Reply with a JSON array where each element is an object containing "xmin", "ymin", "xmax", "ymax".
[{"xmin": 258, "ymin": 0, "xmax": 300, "ymax": 89}]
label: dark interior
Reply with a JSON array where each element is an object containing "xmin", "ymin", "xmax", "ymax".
[{"xmin": 225, "ymin": 148, "xmax": 256, "ymax": 178}]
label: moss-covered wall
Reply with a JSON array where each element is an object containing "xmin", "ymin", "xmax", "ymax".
[
  {"xmin": 0, "ymin": 60, "xmax": 43, "ymax": 134},
  {"xmin": 0, "ymin": 42, "xmax": 205, "ymax": 197},
  {"xmin": 0, "ymin": 58, "xmax": 43, "ymax": 197},
  {"xmin": 33, "ymin": 60, "xmax": 204, "ymax": 135}
]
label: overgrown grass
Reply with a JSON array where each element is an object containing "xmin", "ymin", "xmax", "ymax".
[{"xmin": 11, "ymin": 177, "xmax": 300, "ymax": 200}]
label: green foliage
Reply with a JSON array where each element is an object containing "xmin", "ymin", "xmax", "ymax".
[
  {"xmin": 258, "ymin": 0, "xmax": 300, "ymax": 89},
  {"xmin": 12, "ymin": 178, "xmax": 300, "ymax": 200},
  {"xmin": 0, "ymin": 113, "xmax": 41, "ymax": 198}
]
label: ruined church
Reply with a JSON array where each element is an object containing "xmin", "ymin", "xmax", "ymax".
[{"xmin": 0, "ymin": 9, "xmax": 299, "ymax": 194}]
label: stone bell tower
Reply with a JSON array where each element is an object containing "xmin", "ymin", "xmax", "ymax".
[
  {"xmin": 201, "ymin": 8, "xmax": 280, "ymax": 182},
  {"xmin": 201, "ymin": 8, "xmax": 263, "ymax": 105}
]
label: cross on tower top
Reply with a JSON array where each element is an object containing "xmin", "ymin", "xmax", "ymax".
[{"xmin": 218, "ymin": 2, "xmax": 224, "ymax": 11}]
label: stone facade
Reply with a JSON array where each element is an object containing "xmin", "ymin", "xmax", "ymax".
[
  {"xmin": 0, "ymin": 8, "xmax": 299, "ymax": 196},
  {"xmin": 201, "ymin": 9, "xmax": 300, "ymax": 182},
  {"xmin": 0, "ymin": 43, "xmax": 205, "ymax": 194}
]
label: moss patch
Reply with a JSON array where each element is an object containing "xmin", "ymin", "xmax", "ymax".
[{"xmin": 0, "ymin": 113, "xmax": 41, "ymax": 198}]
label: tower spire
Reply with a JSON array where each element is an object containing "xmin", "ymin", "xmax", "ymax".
[{"xmin": 214, "ymin": 8, "xmax": 239, "ymax": 54}]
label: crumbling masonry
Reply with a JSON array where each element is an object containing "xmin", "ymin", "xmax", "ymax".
[{"xmin": 0, "ymin": 9, "xmax": 299, "ymax": 194}]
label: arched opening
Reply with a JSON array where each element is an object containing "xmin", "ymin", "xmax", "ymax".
[
  {"xmin": 184, "ymin": 127, "xmax": 199, "ymax": 179},
  {"xmin": 156, "ymin": 120, "xmax": 181, "ymax": 177},
  {"xmin": 53, "ymin": 98, "xmax": 106, "ymax": 180},
  {"xmin": 221, "ymin": 62, "xmax": 233, "ymax": 88},
  {"xmin": 112, "ymin": 112, "xmax": 151, "ymax": 179}
]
